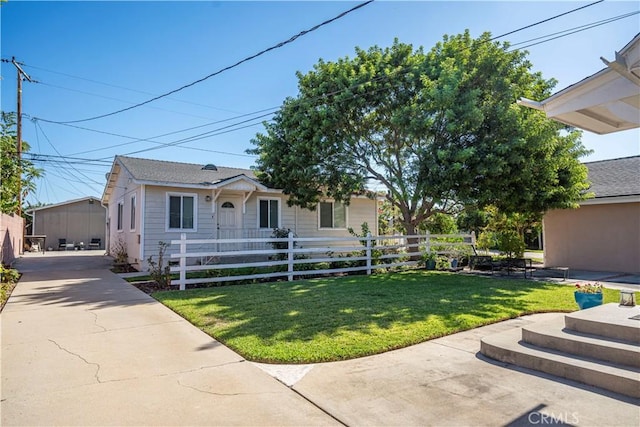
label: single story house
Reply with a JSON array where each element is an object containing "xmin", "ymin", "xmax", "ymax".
[
  {"xmin": 543, "ymin": 156, "xmax": 639, "ymax": 274},
  {"xmin": 101, "ymin": 156, "xmax": 379, "ymax": 271},
  {"xmin": 26, "ymin": 196, "xmax": 107, "ymax": 251}
]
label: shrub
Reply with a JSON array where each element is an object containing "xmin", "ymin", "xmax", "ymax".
[
  {"xmin": 270, "ymin": 227, "xmax": 295, "ymax": 261},
  {"xmin": 147, "ymin": 241, "xmax": 171, "ymax": 289},
  {"xmin": 110, "ymin": 237, "xmax": 128, "ymax": 264}
]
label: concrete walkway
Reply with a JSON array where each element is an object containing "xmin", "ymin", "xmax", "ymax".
[
  {"xmin": 257, "ymin": 313, "xmax": 640, "ymax": 426},
  {"xmin": 3, "ymin": 252, "xmax": 639, "ymax": 426},
  {"xmin": 1, "ymin": 252, "xmax": 336, "ymax": 426}
]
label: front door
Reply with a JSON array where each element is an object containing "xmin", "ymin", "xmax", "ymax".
[{"xmin": 217, "ymin": 198, "xmax": 242, "ymax": 249}]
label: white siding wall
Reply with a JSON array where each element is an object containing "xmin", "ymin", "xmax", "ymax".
[
  {"xmin": 242, "ymin": 193, "xmax": 377, "ymax": 237},
  {"xmin": 134, "ymin": 187, "xmax": 378, "ymax": 271},
  {"xmin": 107, "ymin": 170, "xmax": 142, "ymax": 268},
  {"xmin": 142, "ymin": 186, "xmax": 217, "ymax": 269},
  {"xmin": 293, "ymin": 197, "xmax": 378, "ymax": 238}
]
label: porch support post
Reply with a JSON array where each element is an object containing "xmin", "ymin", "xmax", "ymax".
[
  {"xmin": 242, "ymin": 190, "xmax": 254, "ymax": 214},
  {"xmin": 211, "ymin": 190, "xmax": 221, "ymax": 213}
]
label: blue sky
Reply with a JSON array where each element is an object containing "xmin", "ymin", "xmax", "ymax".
[{"xmin": 2, "ymin": 1, "xmax": 639, "ymax": 206}]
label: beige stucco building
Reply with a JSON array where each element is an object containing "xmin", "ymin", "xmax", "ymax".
[
  {"xmin": 543, "ymin": 156, "xmax": 639, "ymax": 274},
  {"xmin": 27, "ymin": 196, "xmax": 107, "ymax": 251}
]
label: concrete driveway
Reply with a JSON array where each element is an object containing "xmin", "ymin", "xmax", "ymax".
[
  {"xmin": 3, "ymin": 252, "xmax": 639, "ymax": 426},
  {"xmin": 1, "ymin": 252, "xmax": 336, "ymax": 426}
]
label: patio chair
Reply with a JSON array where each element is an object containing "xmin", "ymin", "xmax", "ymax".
[
  {"xmin": 88, "ymin": 238, "xmax": 101, "ymax": 250},
  {"xmin": 58, "ymin": 238, "xmax": 67, "ymax": 251}
]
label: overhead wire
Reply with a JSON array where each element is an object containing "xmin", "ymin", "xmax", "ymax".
[
  {"xmin": 32, "ymin": 0, "xmax": 375, "ymax": 125},
  {"xmin": 37, "ymin": 81, "xmax": 226, "ymax": 121},
  {"xmin": 18, "ymin": 0, "xmax": 630, "ymax": 202},
  {"xmin": 22, "ymin": 0, "xmax": 617, "ymax": 161},
  {"xmin": 19, "ymin": 63, "xmax": 242, "ymax": 114},
  {"xmin": 27, "ymin": 105, "xmax": 280, "ymax": 157},
  {"xmin": 34, "ymin": 121, "xmax": 105, "ymax": 192},
  {"xmin": 509, "ymin": 10, "xmax": 639, "ymax": 51}
]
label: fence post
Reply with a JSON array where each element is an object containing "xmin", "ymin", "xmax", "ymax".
[
  {"xmin": 425, "ymin": 231, "xmax": 431, "ymax": 255},
  {"xmin": 287, "ymin": 231, "xmax": 294, "ymax": 281},
  {"xmin": 179, "ymin": 232, "xmax": 187, "ymax": 291},
  {"xmin": 366, "ymin": 232, "xmax": 372, "ymax": 275}
]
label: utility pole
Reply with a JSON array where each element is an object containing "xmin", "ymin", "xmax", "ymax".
[{"xmin": 11, "ymin": 57, "xmax": 32, "ymax": 218}]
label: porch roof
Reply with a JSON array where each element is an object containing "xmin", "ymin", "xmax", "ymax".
[{"xmin": 518, "ymin": 33, "xmax": 640, "ymax": 134}]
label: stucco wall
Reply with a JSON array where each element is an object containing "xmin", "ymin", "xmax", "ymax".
[
  {"xmin": 1, "ymin": 212, "xmax": 24, "ymax": 265},
  {"xmin": 544, "ymin": 202, "xmax": 640, "ymax": 273}
]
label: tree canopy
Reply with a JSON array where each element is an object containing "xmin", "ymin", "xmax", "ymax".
[
  {"xmin": 249, "ymin": 31, "xmax": 590, "ymax": 234},
  {"xmin": 1, "ymin": 112, "xmax": 42, "ymax": 214}
]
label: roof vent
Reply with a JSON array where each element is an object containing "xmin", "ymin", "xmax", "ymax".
[{"xmin": 202, "ymin": 164, "xmax": 218, "ymax": 171}]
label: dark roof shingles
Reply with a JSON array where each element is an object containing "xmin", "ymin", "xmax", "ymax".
[
  {"xmin": 117, "ymin": 156, "xmax": 257, "ymax": 186},
  {"xmin": 585, "ymin": 156, "xmax": 640, "ymax": 198}
]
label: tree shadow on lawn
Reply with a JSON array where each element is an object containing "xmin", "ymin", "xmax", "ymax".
[{"xmin": 156, "ymin": 272, "xmax": 582, "ymax": 355}]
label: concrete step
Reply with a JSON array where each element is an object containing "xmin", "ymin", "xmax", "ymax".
[
  {"xmin": 564, "ymin": 304, "xmax": 640, "ymax": 344},
  {"xmin": 481, "ymin": 327, "xmax": 640, "ymax": 399},
  {"xmin": 522, "ymin": 318, "xmax": 640, "ymax": 369}
]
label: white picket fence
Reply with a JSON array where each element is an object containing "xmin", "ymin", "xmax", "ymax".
[{"xmin": 170, "ymin": 232, "xmax": 475, "ymax": 290}]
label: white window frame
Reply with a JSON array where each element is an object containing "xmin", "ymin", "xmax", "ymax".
[
  {"xmin": 130, "ymin": 194, "xmax": 136, "ymax": 231},
  {"xmin": 166, "ymin": 192, "xmax": 198, "ymax": 232},
  {"xmin": 116, "ymin": 200, "xmax": 124, "ymax": 232},
  {"xmin": 318, "ymin": 200, "xmax": 348, "ymax": 230},
  {"xmin": 257, "ymin": 197, "xmax": 281, "ymax": 229}
]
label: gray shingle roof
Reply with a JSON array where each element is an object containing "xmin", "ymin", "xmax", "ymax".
[
  {"xmin": 117, "ymin": 156, "xmax": 259, "ymax": 186},
  {"xmin": 585, "ymin": 156, "xmax": 640, "ymax": 198}
]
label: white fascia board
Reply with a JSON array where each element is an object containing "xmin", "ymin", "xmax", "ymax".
[{"xmin": 545, "ymin": 71, "xmax": 635, "ymax": 116}]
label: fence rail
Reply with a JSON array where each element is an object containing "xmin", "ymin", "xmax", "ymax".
[{"xmin": 170, "ymin": 232, "xmax": 475, "ymax": 290}]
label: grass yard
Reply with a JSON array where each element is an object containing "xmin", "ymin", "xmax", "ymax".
[{"xmin": 154, "ymin": 271, "xmax": 622, "ymax": 364}]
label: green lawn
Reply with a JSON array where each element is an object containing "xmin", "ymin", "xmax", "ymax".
[{"xmin": 154, "ymin": 271, "xmax": 622, "ymax": 364}]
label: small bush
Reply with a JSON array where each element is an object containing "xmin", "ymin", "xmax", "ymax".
[
  {"xmin": 1, "ymin": 264, "xmax": 20, "ymax": 310},
  {"xmin": 147, "ymin": 241, "xmax": 171, "ymax": 289}
]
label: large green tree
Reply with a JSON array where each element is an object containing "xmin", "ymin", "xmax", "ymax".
[
  {"xmin": 1, "ymin": 112, "xmax": 42, "ymax": 214},
  {"xmin": 250, "ymin": 31, "xmax": 590, "ymax": 235}
]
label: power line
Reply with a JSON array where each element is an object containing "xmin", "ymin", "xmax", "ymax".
[
  {"xmin": 18, "ymin": 0, "xmax": 619, "ymax": 168},
  {"xmin": 509, "ymin": 11, "xmax": 639, "ymax": 51},
  {"xmin": 28, "ymin": 105, "xmax": 279, "ymax": 157},
  {"xmin": 32, "ymin": 0, "xmax": 375, "ymax": 125},
  {"xmin": 19, "ymin": 63, "xmax": 242, "ymax": 115},
  {"xmin": 38, "ymin": 81, "xmax": 225, "ymax": 121},
  {"xmin": 34, "ymin": 121, "xmax": 105, "ymax": 190},
  {"xmin": 489, "ymin": 0, "xmax": 604, "ymax": 41}
]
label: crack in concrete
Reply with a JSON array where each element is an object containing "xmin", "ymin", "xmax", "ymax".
[
  {"xmin": 74, "ymin": 360, "xmax": 246, "ymax": 385},
  {"xmin": 48, "ymin": 339, "xmax": 102, "ymax": 383},
  {"xmin": 87, "ymin": 310, "xmax": 107, "ymax": 333},
  {"xmin": 176, "ymin": 379, "xmax": 250, "ymax": 396}
]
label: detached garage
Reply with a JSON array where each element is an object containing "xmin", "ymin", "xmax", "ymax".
[{"xmin": 27, "ymin": 196, "xmax": 107, "ymax": 251}]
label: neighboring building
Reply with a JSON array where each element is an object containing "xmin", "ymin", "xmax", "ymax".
[
  {"xmin": 101, "ymin": 156, "xmax": 379, "ymax": 271},
  {"xmin": 543, "ymin": 156, "xmax": 640, "ymax": 274},
  {"xmin": 27, "ymin": 196, "xmax": 107, "ymax": 251}
]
